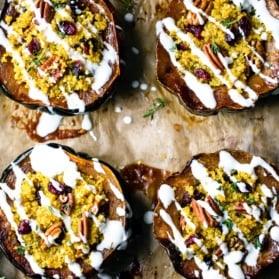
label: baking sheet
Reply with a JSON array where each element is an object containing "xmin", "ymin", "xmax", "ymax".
[{"xmin": 0, "ymin": 0, "xmax": 279, "ymax": 278}]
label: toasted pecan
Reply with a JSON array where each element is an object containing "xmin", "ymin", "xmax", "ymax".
[
  {"xmin": 206, "ymin": 195, "xmax": 222, "ymax": 215},
  {"xmin": 41, "ymin": 221, "xmax": 63, "ymax": 249},
  {"xmin": 36, "ymin": 0, "xmax": 54, "ymax": 23},
  {"xmin": 79, "ymin": 212, "xmax": 88, "ymax": 242},
  {"xmin": 191, "ymin": 199, "xmax": 218, "ymax": 227},
  {"xmin": 202, "ymin": 43, "xmax": 224, "ymax": 70},
  {"xmin": 186, "ymin": 0, "xmax": 214, "ymax": 25}
]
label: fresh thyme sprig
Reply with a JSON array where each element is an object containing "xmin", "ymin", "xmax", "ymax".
[
  {"xmin": 143, "ymin": 98, "xmax": 165, "ymax": 120},
  {"xmin": 120, "ymin": 0, "xmax": 133, "ymax": 12},
  {"xmin": 254, "ymin": 238, "xmax": 262, "ymax": 249},
  {"xmin": 51, "ymin": 1, "xmax": 64, "ymax": 8},
  {"xmin": 211, "ymin": 42, "xmax": 220, "ymax": 54},
  {"xmin": 27, "ymin": 49, "xmax": 46, "ymax": 72},
  {"xmin": 222, "ymin": 219, "xmax": 233, "ymax": 231},
  {"xmin": 222, "ymin": 19, "xmax": 232, "ymax": 28}
]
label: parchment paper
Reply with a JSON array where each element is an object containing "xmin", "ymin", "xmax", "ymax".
[{"xmin": 0, "ymin": 0, "xmax": 279, "ymax": 278}]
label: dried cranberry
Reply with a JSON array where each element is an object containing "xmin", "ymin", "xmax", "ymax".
[
  {"xmin": 238, "ymin": 16, "xmax": 251, "ymax": 37},
  {"xmin": 225, "ymin": 27, "xmax": 240, "ymax": 45},
  {"xmin": 18, "ymin": 220, "xmax": 32, "ymax": 234},
  {"xmin": 185, "ymin": 25, "xmax": 203, "ymax": 40},
  {"xmin": 48, "ymin": 182, "xmax": 64, "ymax": 195},
  {"xmin": 28, "ymin": 37, "xmax": 41, "ymax": 55},
  {"xmin": 193, "ymin": 189, "xmax": 205, "ymax": 200},
  {"xmin": 177, "ymin": 42, "xmax": 188, "ymax": 51},
  {"xmin": 185, "ymin": 233, "xmax": 201, "ymax": 247},
  {"xmin": 58, "ymin": 21, "xmax": 77, "ymax": 35},
  {"xmin": 63, "ymin": 185, "xmax": 72, "ymax": 194},
  {"xmin": 194, "ymin": 68, "xmax": 211, "ymax": 81},
  {"xmin": 181, "ymin": 192, "xmax": 192, "ymax": 207},
  {"xmin": 72, "ymin": 60, "xmax": 85, "ymax": 76}
]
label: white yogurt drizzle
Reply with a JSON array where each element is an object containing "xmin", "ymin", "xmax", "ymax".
[
  {"xmin": 0, "ymin": 0, "xmax": 119, "ymax": 110},
  {"xmin": 157, "ymin": 150, "xmax": 279, "ymax": 279},
  {"xmin": 0, "ymin": 144, "xmax": 127, "ymax": 277},
  {"xmin": 156, "ymin": 19, "xmax": 217, "ymax": 109},
  {"xmin": 157, "ymin": 0, "xmax": 279, "ymax": 108}
]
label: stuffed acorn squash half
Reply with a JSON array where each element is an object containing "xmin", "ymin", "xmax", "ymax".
[
  {"xmin": 0, "ymin": 143, "xmax": 128, "ymax": 278},
  {"xmin": 156, "ymin": 0, "xmax": 279, "ymax": 115},
  {"xmin": 154, "ymin": 149, "xmax": 279, "ymax": 279},
  {"xmin": 0, "ymin": 0, "xmax": 120, "ymax": 115}
]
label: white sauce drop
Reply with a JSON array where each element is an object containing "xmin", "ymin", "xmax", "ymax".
[
  {"xmin": 36, "ymin": 113, "xmax": 63, "ymax": 137},
  {"xmin": 97, "ymin": 220, "xmax": 127, "ymax": 251},
  {"xmin": 143, "ymin": 211, "xmax": 154, "ymax": 225},
  {"xmin": 89, "ymin": 251, "xmax": 103, "ymax": 270},
  {"xmin": 270, "ymin": 226, "xmax": 279, "ymax": 242},
  {"xmin": 82, "ymin": 113, "xmax": 93, "ymax": 131},
  {"xmin": 158, "ymin": 184, "xmax": 175, "ymax": 208}
]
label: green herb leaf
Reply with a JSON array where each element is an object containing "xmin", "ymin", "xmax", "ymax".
[
  {"xmin": 254, "ymin": 238, "xmax": 262, "ymax": 249},
  {"xmin": 231, "ymin": 182, "xmax": 238, "ymax": 191},
  {"xmin": 143, "ymin": 98, "xmax": 165, "ymax": 120},
  {"xmin": 230, "ymin": 169, "xmax": 238, "ymax": 175},
  {"xmin": 17, "ymin": 244, "xmax": 26, "ymax": 255},
  {"xmin": 222, "ymin": 219, "xmax": 233, "ymax": 231},
  {"xmin": 51, "ymin": 1, "xmax": 64, "ymax": 8},
  {"xmin": 211, "ymin": 43, "xmax": 220, "ymax": 54},
  {"xmin": 169, "ymin": 45, "xmax": 178, "ymax": 52},
  {"xmin": 222, "ymin": 19, "xmax": 232, "ymax": 28},
  {"xmin": 248, "ymin": 197, "xmax": 255, "ymax": 205},
  {"xmin": 121, "ymin": 0, "xmax": 133, "ymax": 12},
  {"xmin": 27, "ymin": 50, "xmax": 46, "ymax": 72}
]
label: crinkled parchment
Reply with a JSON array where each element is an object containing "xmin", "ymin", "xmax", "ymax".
[{"xmin": 0, "ymin": 0, "xmax": 279, "ymax": 278}]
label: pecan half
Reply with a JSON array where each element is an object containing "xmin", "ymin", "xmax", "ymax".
[
  {"xmin": 41, "ymin": 221, "xmax": 63, "ymax": 249},
  {"xmin": 39, "ymin": 56, "xmax": 65, "ymax": 83},
  {"xmin": 233, "ymin": 202, "xmax": 249, "ymax": 216},
  {"xmin": 191, "ymin": 199, "xmax": 218, "ymax": 227},
  {"xmin": 213, "ymin": 246, "xmax": 224, "ymax": 259},
  {"xmin": 249, "ymin": 40, "xmax": 265, "ymax": 70},
  {"xmin": 36, "ymin": 0, "xmax": 55, "ymax": 23},
  {"xmin": 206, "ymin": 196, "xmax": 222, "ymax": 216},
  {"xmin": 180, "ymin": 215, "xmax": 186, "ymax": 230},
  {"xmin": 186, "ymin": 0, "xmax": 214, "ymax": 25},
  {"xmin": 229, "ymin": 236, "xmax": 244, "ymax": 251},
  {"xmin": 79, "ymin": 212, "xmax": 88, "ymax": 242},
  {"xmin": 202, "ymin": 43, "xmax": 224, "ymax": 70}
]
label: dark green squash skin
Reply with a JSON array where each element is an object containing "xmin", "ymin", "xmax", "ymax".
[{"xmin": 0, "ymin": 79, "xmax": 119, "ymax": 116}]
